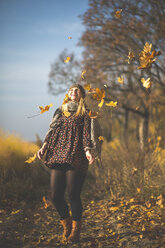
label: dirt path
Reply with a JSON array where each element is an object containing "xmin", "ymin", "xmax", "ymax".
[{"xmin": 0, "ymin": 196, "xmax": 165, "ymax": 248}]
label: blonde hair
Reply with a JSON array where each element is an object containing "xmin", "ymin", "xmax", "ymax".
[
  {"xmin": 75, "ymin": 98, "xmax": 86, "ymax": 116},
  {"xmin": 62, "ymin": 97, "xmax": 86, "ymax": 116}
]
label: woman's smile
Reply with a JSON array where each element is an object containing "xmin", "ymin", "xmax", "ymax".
[{"xmin": 69, "ymin": 87, "xmax": 82, "ymax": 101}]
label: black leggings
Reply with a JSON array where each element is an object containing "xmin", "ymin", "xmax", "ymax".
[{"xmin": 50, "ymin": 165, "xmax": 86, "ymax": 221}]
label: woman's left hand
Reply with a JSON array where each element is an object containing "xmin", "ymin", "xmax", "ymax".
[{"xmin": 85, "ymin": 150, "xmax": 95, "ymax": 164}]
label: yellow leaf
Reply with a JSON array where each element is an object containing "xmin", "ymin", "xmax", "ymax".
[
  {"xmin": 156, "ymin": 194, "xmax": 163, "ymax": 206},
  {"xmin": 143, "ymin": 42, "xmax": 152, "ymax": 54},
  {"xmin": 141, "ymin": 77, "xmax": 152, "ymax": 89},
  {"xmin": 147, "ymin": 211, "xmax": 152, "ymax": 217},
  {"xmin": 126, "ymin": 51, "xmax": 134, "ymax": 64},
  {"xmin": 98, "ymin": 136, "xmax": 104, "ymax": 141},
  {"xmin": 81, "ymin": 70, "xmax": 86, "ymax": 79},
  {"xmin": 110, "ymin": 206, "xmax": 120, "ymax": 212},
  {"xmin": 64, "ymin": 56, "xmax": 71, "ymax": 63},
  {"xmin": 84, "ymin": 83, "xmax": 91, "ymax": 91},
  {"xmin": 42, "ymin": 196, "xmax": 51, "ymax": 209},
  {"xmin": 98, "ymin": 98, "xmax": 104, "ymax": 108},
  {"xmin": 25, "ymin": 153, "xmax": 37, "ymax": 163},
  {"xmin": 11, "ymin": 210, "xmax": 21, "ymax": 215},
  {"xmin": 105, "ymin": 101, "xmax": 117, "ymax": 107},
  {"xmin": 63, "ymin": 111, "xmax": 70, "ymax": 117},
  {"xmin": 115, "ymin": 9, "xmax": 122, "ymax": 18},
  {"xmin": 132, "ymin": 167, "xmax": 138, "ymax": 175},
  {"xmin": 118, "ymin": 76, "xmax": 124, "ymax": 84},
  {"xmin": 88, "ymin": 110, "xmax": 98, "ymax": 119},
  {"xmin": 39, "ymin": 104, "xmax": 53, "ymax": 114},
  {"xmin": 137, "ymin": 188, "xmax": 141, "ymax": 193},
  {"xmin": 92, "ymin": 88, "xmax": 105, "ymax": 101},
  {"xmin": 63, "ymin": 94, "xmax": 69, "ymax": 104},
  {"xmin": 157, "ymin": 136, "xmax": 162, "ymax": 141},
  {"xmin": 117, "ymin": 224, "xmax": 123, "ymax": 228},
  {"xmin": 138, "ymin": 42, "xmax": 161, "ymax": 69},
  {"xmin": 142, "ymin": 225, "xmax": 145, "ymax": 231},
  {"xmin": 145, "ymin": 201, "xmax": 151, "ymax": 208}
]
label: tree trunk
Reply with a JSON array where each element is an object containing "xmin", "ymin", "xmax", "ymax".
[
  {"xmin": 139, "ymin": 111, "xmax": 149, "ymax": 150},
  {"xmin": 123, "ymin": 109, "xmax": 129, "ymax": 144}
]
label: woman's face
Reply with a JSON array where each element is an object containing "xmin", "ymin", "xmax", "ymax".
[{"xmin": 68, "ymin": 87, "xmax": 82, "ymax": 102}]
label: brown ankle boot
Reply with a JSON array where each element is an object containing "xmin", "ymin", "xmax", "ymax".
[
  {"xmin": 60, "ymin": 217, "xmax": 72, "ymax": 238},
  {"xmin": 67, "ymin": 220, "xmax": 81, "ymax": 243}
]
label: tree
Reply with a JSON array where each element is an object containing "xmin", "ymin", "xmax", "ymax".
[
  {"xmin": 48, "ymin": 49, "xmax": 81, "ymax": 95},
  {"xmin": 79, "ymin": 0, "xmax": 165, "ymax": 148}
]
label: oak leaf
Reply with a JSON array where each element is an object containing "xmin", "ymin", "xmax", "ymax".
[{"xmin": 39, "ymin": 104, "xmax": 53, "ymax": 114}]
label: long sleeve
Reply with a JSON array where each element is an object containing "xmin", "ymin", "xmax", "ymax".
[
  {"xmin": 83, "ymin": 113, "xmax": 93, "ymax": 150},
  {"xmin": 43, "ymin": 107, "xmax": 62, "ymax": 144}
]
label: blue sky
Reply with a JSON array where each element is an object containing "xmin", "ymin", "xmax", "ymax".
[{"xmin": 0, "ymin": 0, "xmax": 89, "ymax": 141}]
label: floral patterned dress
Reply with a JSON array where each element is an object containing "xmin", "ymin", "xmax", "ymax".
[{"xmin": 44, "ymin": 110, "xmax": 92, "ymax": 172}]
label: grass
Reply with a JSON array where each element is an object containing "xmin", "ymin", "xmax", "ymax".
[
  {"xmin": 0, "ymin": 130, "xmax": 49, "ymax": 208},
  {"xmin": 88, "ymin": 137, "xmax": 165, "ymax": 201},
  {"xmin": 0, "ymin": 130, "xmax": 165, "ymax": 208}
]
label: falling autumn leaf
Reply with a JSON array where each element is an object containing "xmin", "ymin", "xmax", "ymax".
[
  {"xmin": 118, "ymin": 76, "xmax": 124, "ymax": 84},
  {"xmin": 157, "ymin": 136, "xmax": 162, "ymax": 141},
  {"xmin": 39, "ymin": 104, "xmax": 53, "ymax": 114},
  {"xmin": 88, "ymin": 110, "xmax": 98, "ymax": 119},
  {"xmin": 62, "ymin": 94, "xmax": 69, "ymax": 104},
  {"xmin": 115, "ymin": 9, "xmax": 122, "ymax": 18},
  {"xmin": 156, "ymin": 194, "xmax": 163, "ymax": 207},
  {"xmin": 63, "ymin": 111, "xmax": 70, "ymax": 117},
  {"xmin": 141, "ymin": 77, "xmax": 152, "ymax": 89},
  {"xmin": 84, "ymin": 83, "xmax": 91, "ymax": 91},
  {"xmin": 126, "ymin": 51, "xmax": 134, "ymax": 64},
  {"xmin": 137, "ymin": 188, "xmax": 141, "ymax": 193},
  {"xmin": 98, "ymin": 98, "xmax": 104, "ymax": 108},
  {"xmin": 92, "ymin": 88, "xmax": 105, "ymax": 101},
  {"xmin": 64, "ymin": 57, "xmax": 71, "ymax": 63},
  {"xmin": 138, "ymin": 42, "xmax": 161, "ymax": 69},
  {"xmin": 105, "ymin": 101, "xmax": 117, "ymax": 107},
  {"xmin": 42, "ymin": 196, "xmax": 51, "ymax": 209},
  {"xmin": 98, "ymin": 136, "xmax": 104, "ymax": 141},
  {"xmin": 81, "ymin": 70, "xmax": 86, "ymax": 79},
  {"xmin": 132, "ymin": 167, "xmax": 138, "ymax": 175},
  {"xmin": 25, "ymin": 153, "xmax": 37, "ymax": 164}
]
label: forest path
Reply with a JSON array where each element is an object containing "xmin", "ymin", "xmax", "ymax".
[{"xmin": 0, "ymin": 194, "xmax": 165, "ymax": 248}]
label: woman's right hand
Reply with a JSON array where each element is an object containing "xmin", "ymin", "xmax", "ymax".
[{"xmin": 37, "ymin": 142, "xmax": 47, "ymax": 160}]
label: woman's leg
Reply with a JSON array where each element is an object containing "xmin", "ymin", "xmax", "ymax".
[
  {"xmin": 50, "ymin": 169, "xmax": 70, "ymax": 220},
  {"xmin": 66, "ymin": 169, "xmax": 86, "ymax": 221}
]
